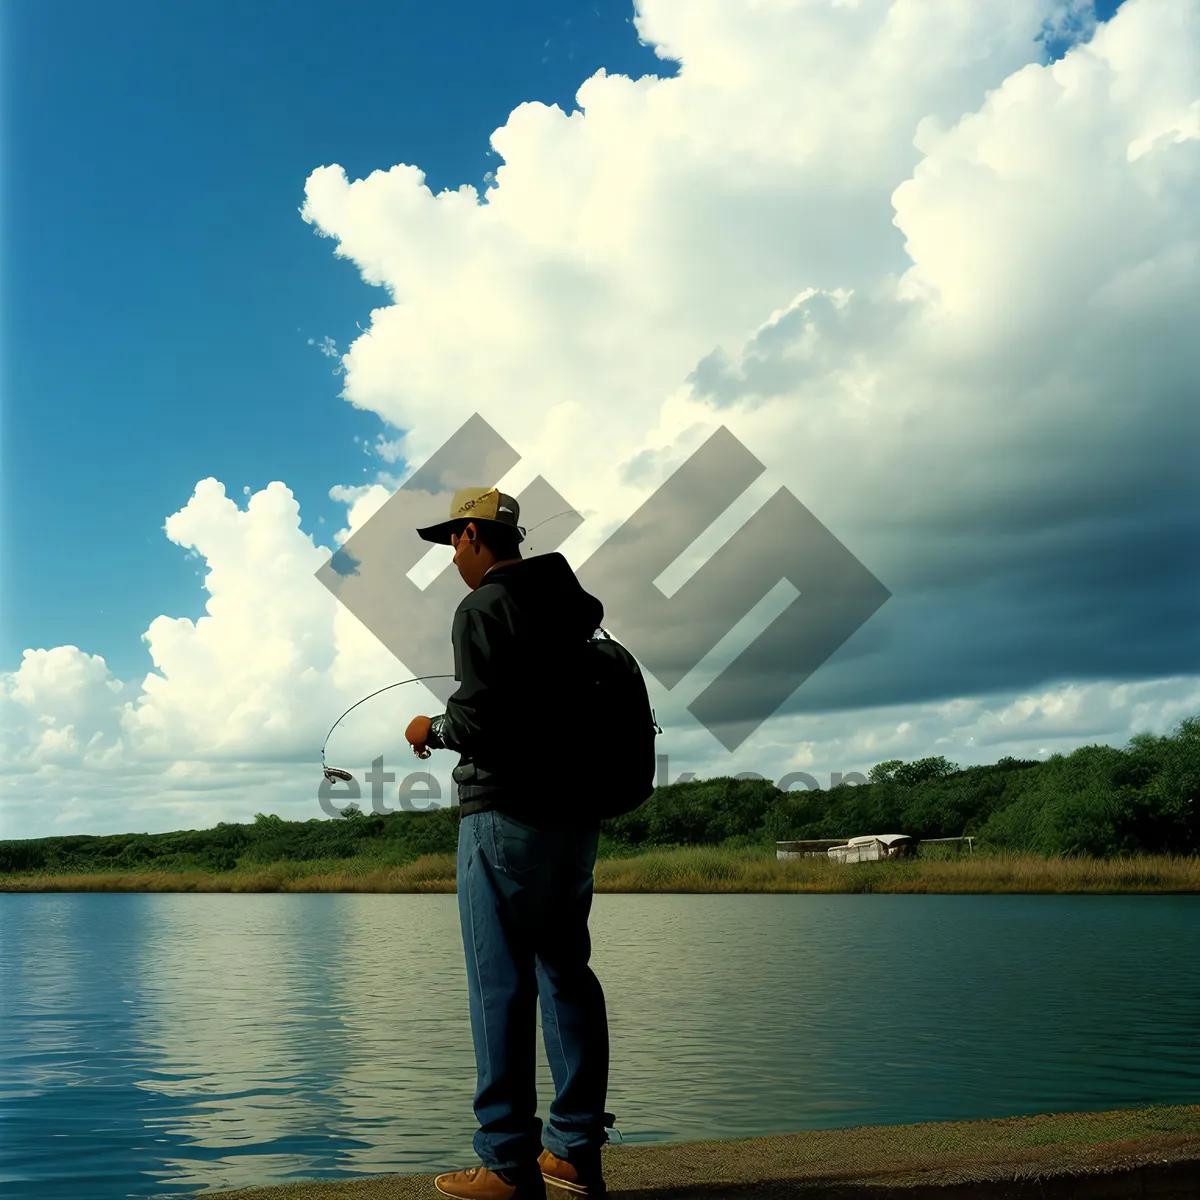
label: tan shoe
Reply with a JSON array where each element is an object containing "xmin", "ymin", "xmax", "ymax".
[
  {"xmin": 434, "ymin": 1163, "xmax": 547, "ymax": 1199},
  {"xmin": 537, "ymin": 1149, "xmax": 607, "ymax": 1198}
]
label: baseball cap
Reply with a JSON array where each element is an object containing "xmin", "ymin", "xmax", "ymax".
[{"xmin": 415, "ymin": 486, "xmax": 525, "ymax": 545}]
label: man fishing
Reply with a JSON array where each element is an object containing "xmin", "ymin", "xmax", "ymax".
[{"xmin": 406, "ymin": 486, "xmax": 615, "ymax": 1200}]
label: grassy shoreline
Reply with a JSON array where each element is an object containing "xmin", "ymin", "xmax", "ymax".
[{"xmin": 2, "ymin": 845, "xmax": 1199, "ymax": 894}]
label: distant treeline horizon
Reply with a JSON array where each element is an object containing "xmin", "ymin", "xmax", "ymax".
[{"xmin": 2, "ymin": 715, "xmax": 1196, "ymax": 875}]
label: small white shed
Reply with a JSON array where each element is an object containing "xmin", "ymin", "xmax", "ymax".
[{"xmin": 828, "ymin": 833, "xmax": 914, "ymax": 863}]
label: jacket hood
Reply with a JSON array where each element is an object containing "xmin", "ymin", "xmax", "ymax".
[{"xmin": 481, "ymin": 552, "xmax": 603, "ymax": 641}]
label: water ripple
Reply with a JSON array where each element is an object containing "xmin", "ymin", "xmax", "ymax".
[{"xmin": 0, "ymin": 892, "xmax": 1197, "ymax": 1199}]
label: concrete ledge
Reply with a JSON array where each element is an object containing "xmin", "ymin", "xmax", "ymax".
[{"xmin": 211, "ymin": 1103, "xmax": 1200, "ymax": 1199}]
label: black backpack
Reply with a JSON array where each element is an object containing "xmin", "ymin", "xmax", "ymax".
[{"xmin": 575, "ymin": 628, "xmax": 662, "ymax": 821}]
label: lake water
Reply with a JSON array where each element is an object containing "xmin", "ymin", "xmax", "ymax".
[{"xmin": 1, "ymin": 892, "xmax": 1197, "ymax": 1199}]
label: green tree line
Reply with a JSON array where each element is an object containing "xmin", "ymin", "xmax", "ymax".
[{"xmin": 2, "ymin": 715, "xmax": 1196, "ymax": 875}]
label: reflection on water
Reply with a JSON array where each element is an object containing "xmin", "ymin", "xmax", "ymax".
[{"xmin": 1, "ymin": 892, "xmax": 1198, "ymax": 1199}]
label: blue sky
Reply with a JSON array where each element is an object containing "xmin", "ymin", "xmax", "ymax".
[{"xmin": 0, "ymin": 0, "xmax": 676, "ymax": 679}]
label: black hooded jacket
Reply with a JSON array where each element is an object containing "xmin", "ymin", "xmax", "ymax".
[{"xmin": 423, "ymin": 552, "xmax": 604, "ymax": 827}]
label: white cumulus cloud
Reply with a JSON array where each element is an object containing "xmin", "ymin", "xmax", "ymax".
[{"xmin": 3, "ymin": 0, "xmax": 1198, "ymax": 838}]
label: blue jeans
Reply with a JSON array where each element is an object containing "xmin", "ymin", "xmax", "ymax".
[{"xmin": 456, "ymin": 808, "xmax": 615, "ymax": 1174}]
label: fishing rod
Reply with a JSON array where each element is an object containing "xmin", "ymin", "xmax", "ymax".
[
  {"xmin": 321, "ymin": 675, "xmax": 455, "ymax": 782},
  {"xmin": 521, "ymin": 509, "xmax": 577, "ymax": 548},
  {"xmin": 320, "ymin": 509, "xmax": 580, "ymax": 784}
]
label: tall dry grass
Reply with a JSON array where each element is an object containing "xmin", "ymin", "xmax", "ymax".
[
  {"xmin": 0, "ymin": 854, "xmax": 460, "ymax": 894},
  {"xmin": 3, "ymin": 847, "xmax": 1198, "ymax": 893},
  {"xmin": 593, "ymin": 846, "xmax": 1200, "ymax": 893}
]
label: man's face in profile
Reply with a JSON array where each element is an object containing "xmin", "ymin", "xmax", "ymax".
[{"xmin": 450, "ymin": 522, "xmax": 489, "ymax": 590}]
